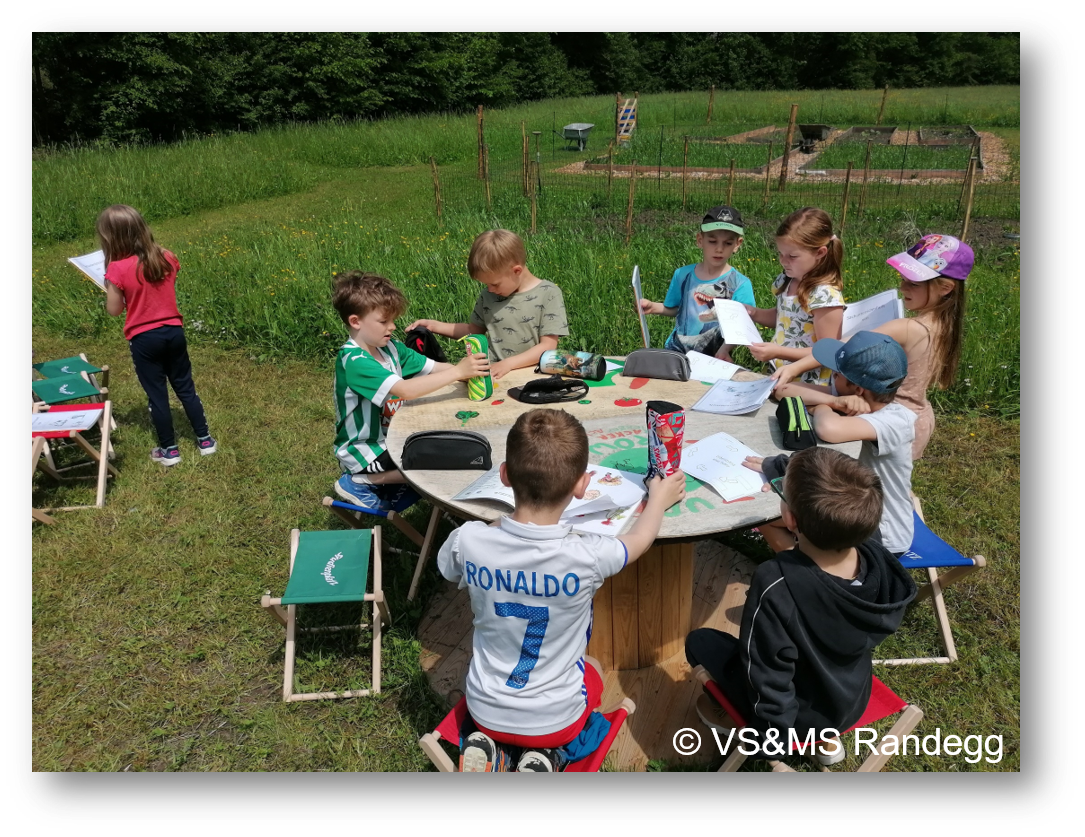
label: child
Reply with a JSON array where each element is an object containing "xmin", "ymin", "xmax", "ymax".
[
  {"xmin": 687, "ymin": 446, "xmax": 916, "ymax": 764},
  {"xmin": 773, "ymin": 330, "xmax": 915, "ymax": 555},
  {"xmin": 744, "ymin": 207, "xmax": 845, "ymax": 386},
  {"xmin": 331, "ymin": 270, "xmax": 489, "ymax": 509},
  {"xmin": 771, "ymin": 234, "xmax": 972, "ymax": 460},
  {"xmin": 98, "ymin": 204, "xmax": 216, "ymax": 467},
  {"xmin": 437, "ymin": 409, "xmax": 686, "ymax": 771},
  {"xmin": 406, "ymin": 229, "xmax": 567, "ymax": 380},
  {"xmin": 637, "ymin": 205, "xmax": 754, "ymax": 361}
]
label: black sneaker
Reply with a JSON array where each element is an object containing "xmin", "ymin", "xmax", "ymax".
[
  {"xmin": 517, "ymin": 748, "xmax": 565, "ymax": 772},
  {"xmin": 461, "ymin": 732, "xmax": 500, "ymax": 772}
]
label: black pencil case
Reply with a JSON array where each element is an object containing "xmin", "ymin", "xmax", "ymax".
[
  {"xmin": 401, "ymin": 430, "xmax": 492, "ymax": 470},
  {"xmin": 621, "ymin": 348, "xmax": 691, "ymax": 382},
  {"xmin": 776, "ymin": 396, "xmax": 818, "ymax": 451}
]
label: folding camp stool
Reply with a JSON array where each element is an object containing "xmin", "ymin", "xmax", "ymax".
[
  {"xmin": 33, "ymin": 401, "xmax": 118, "ymax": 518},
  {"xmin": 32, "ymin": 370, "xmax": 110, "ymax": 412},
  {"xmin": 322, "ymin": 495, "xmax": 457, "ymax": 602},
  {"xmin": 875, "ymin": 497, "xmax": 987, "ymax": 665},
  {"xmin": 261, "ymin": 527, "xmax": 389, "ymax": 701},
  {"xmin": 693, "ymin": 666, "xmax": 924, "ymax": 773},
  {"xmin": 33, "ymin": 353, "xmax": 110, "ymax": 398},
  {"xmin": 32, "ymin": 438, "xmax": 56, "ymax": 525},
  {"xmin": 418, "ymin": 660, "xmax": 635, "ymax": 772}
]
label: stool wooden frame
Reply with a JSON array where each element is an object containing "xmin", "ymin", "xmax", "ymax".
[{"xmin": 33, "ymin": 401, "xmax": 118, "ymax": 520}]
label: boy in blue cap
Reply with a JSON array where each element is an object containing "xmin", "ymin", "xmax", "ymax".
[{"xmin": 759, "ymin": 330, "xmax": 914, "ymax": 555}]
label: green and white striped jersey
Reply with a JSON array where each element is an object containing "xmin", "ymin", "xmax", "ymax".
[{"xmin": 333, "ymin": 338, "xmax": 434, "ymax": 472}]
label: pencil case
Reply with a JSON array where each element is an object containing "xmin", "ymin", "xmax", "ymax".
[
  {"xmin": 537, "ymin": 350, "xmax": 607, "ymax": 381},
  {"xmin": 621, "ymin": 348, "xmax": 691, "ymax": 382},
  {"xmin": 776, "ymin": 396, "xmax": 818, "ymax": 451},
  {"xmin": 401, "ymin": 430, "xmax": 492, "ymax": 470}
]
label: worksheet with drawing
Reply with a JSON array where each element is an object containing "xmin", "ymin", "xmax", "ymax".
[
  {"xmin": 712, "ymin": 298, "xmax": 763, "ymax": 345},
  {"xmin": 68, "ymin": 250, "xmax": 107, "ymax": 290},
  {"xmin": 692, "ymin": 377, "xmax": 776, "ymax": 415},
  {"xmin": 841, "ymin": 289, "xmax": 905, "ymax": 340},
  {"xmin": 680, "ymin": 432, "xmax": 766, "ymax": 502}
]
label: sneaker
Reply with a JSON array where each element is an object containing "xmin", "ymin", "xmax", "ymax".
[
  {"xmin": 517, "ymin": 748, "xmax": 565, "ymax": 772},
  {"xmin": 197, "ymin": 435, "xmax": 218, "ymax": 456},
  {"xmin": 695, "ymin": 693, "xmax": 736, "ymax": 734},
  {"xmin": 816, "ymin": 738, "xmax": 846, "ymax": 766},
  {"xmin": 335, "ymin": 474, "xmax": 384, "ymax": 509},
  {"xmin": 151, "ymin": 446, "xmax": 181, "ymax": 467},
  {"xmin": 453, "ymin": 738, "xmax": 512, "ymax": 777}
]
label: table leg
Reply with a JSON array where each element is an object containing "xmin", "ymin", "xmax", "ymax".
[{"xmin": 587, "ymin": 541, "xmax": 694, "ymax": 671}]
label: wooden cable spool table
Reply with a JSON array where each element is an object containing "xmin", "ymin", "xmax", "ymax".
[{"xmin": 385, "ymin": 360, "xmax": 858, "ymax": 671}]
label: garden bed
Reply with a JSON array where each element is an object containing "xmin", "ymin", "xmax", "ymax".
[
  {"xmin": 834, "ymin": 125, "xmax": 897, "ymax": 144},
  {"xmin": 917, "ymin": 125, "xmax": 981, "ymax": 145}
]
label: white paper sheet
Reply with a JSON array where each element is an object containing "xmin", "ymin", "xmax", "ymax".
[
  {"xmin": 68, "ymin": 250, "xmax": 107, "ymax": 290},
  {"xmin": 712, "ymin": 298, "xmax": 763, "ymax": 345},
  {"xmin": 562, "ymin": 499, "xmax": 643, "ymax": 537},
  {"xmin": 841, "ymin": 289, "xmax": 905, "ymax": 341},
  {"xmin": 692, "ymin": 377, "xmax": 776, "ymax": 415},
  {"xmin": 632, "ymin": 265, "xmax": 651, "ymax": 348},
  {"xmin": 686, "ymin": 351, "xmax": 741, "ymax": 383},
  {"xmin": 453, "ymin": 465, "xmax": 646, "ymax": 518},
  {"xmin": 680, "ymin": 433, "xmax": 767, "ymax": 502},
  {"xmin": 32, "ymin": 409, "xmax": 101, "ymax": 433}
]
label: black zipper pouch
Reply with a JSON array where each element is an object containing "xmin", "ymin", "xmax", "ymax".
[
  {"xmin": 401, "ymin": 430, "xmax": 492, "ymax": 470},
  {"xmin": 621, "ymin": 348, "xmax": 691, "ymax": 382},
  {"xmin": 508, "ymin": 374, "xmax": 589, "ymax": 404},
  {"xmin": 403, "ymin": 326, "xmax": 449, "ymax": 364},
  {"xmin": 776, "ymin": 396, "xmax": 818, "ymax": 450}
]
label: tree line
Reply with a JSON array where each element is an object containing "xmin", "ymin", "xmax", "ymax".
[{"xmin": 33, "ymin": 32, "xmax": 1020, "ymax": 146}]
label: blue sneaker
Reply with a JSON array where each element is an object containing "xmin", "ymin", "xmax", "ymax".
[
  {"xmin": 334, "ymin": 475, "xmax": 420, "ymax": 513},
  {"xmin": 197, "ymin": 435, "xmax": 218, "ymax": 456},
  {"xmin": 151, "ymin": 446, "xmax": 181, "ymax": 467}
]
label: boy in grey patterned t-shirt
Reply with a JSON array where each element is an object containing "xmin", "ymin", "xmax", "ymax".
[{"xmin": 407, "ymin": 229, "xmax": 568, "ymax": 380}]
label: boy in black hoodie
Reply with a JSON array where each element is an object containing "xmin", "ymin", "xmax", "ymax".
[{"xmin": 685, "ymin": 446, "xmax": 916, "ymax": 764}]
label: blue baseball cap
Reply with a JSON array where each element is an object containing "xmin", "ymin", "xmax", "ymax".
[{"xmin": 812, "ymin": 331, "xmax": 908, "ymax": 394}]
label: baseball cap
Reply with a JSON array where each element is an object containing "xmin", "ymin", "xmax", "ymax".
[
  {"xmin": 812, "ymin": 331, "xmax": 908, "ymax": 394},
  {"xmin": 701, "ymin": 205, "xmax": 744, "ymax": 235},
  {"xmin": 887, "ymin": 234, "xmax": 974, "ymax": 282}
]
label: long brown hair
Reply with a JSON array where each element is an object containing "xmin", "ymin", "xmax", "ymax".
[
  {"xmin": 95, "ymin": 204, "xmax": 171, "ymax": 284},
  {"xmin": 920, "ymin": 277, "xmax": 966, "ymax": 390},
  {"xmin": 774, "ymin": 207, "xmax": 844, "ymax": 311}
]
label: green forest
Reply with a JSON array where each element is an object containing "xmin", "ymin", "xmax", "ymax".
[{"xmin": 32, "ymin": 32, "xmax": 1020, "ymax": 146}]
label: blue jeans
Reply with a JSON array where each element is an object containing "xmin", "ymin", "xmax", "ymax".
[{"xmin": 128, "ymin": 325, "xmax": 209, "ymax": 449}]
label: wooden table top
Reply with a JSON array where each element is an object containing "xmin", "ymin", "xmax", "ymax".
[{"xmin": 385, "ymin": 359, "xmax": 859, "ymax": 541}]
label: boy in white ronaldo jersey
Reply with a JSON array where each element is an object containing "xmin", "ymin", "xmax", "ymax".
[
  {"xmin": 437, "ymin": 409, "xmax": 686, "ymax": 771},
  {"xmin": 331, "ymin": 270, "xmax": 488, "ymax": 510}
]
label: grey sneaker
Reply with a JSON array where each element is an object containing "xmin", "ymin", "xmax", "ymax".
[
  {"xmin": 517, "ymin": 748, "xmax": 565, "ymax": 772},
  {"xmin": 151, "ymin": 446, "xmax": 181, "ymax": 467}
]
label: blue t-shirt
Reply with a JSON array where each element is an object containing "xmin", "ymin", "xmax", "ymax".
[{"xmin": 662, "ymin": 264, "xmax": 755, "ymax": 354}]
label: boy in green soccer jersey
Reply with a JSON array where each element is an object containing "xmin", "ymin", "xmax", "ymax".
[{"xmin": 331, "ymin": 270, "xmax": 489, "ymax": 510}]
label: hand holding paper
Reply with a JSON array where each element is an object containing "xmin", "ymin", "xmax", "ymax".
[{"xmin": 712, "ymin": 299, "xmax": 763, "ymax": 345}]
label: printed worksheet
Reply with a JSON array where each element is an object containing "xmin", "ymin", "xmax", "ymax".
[
  {"xmin": 680, "ymin": 433, "xmax": 767, "ymax": 502},
  {"xmin": 841, "ymin": 289, "xmax": 905, "ymax": 340},
  {"xmin": 562, "ymin": 499, "xmax": 643, "ymax": 537},
  {"xmin": 686, "ymin": 351, "xmax": 741, "ymax": 383},
  {"xmin": 692, "ymin": 377, "xmax": 776, "ymax": 415},
  {"xmin": 68, "ymin": 250, "xmax": 107, "ymax": 290},
  {"xmin": 32, "ymin": 409, "xmax": 101, "ymax": 433},
  {"xmin": 712, "ymin": 298, "xmax": 763, "ymax": 345},
  {"xmin": 632, "ymin": 265, "xmax": 651, "ymax": 348},
  {"xmin": 454, "ymin": 465, "xmax": 646, "ymax": 518}
]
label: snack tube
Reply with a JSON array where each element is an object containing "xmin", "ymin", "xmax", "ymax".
[
  {"xmin": 645, "ymin": 400, "xmax": 685, "ymax": 480},
  {"xmin": 538, "ymin": 350, "xmax": 606, "ymax": 382},
  {"xmin": 459, "ymin": 334, "xmax": 494, "ymax": 401}
]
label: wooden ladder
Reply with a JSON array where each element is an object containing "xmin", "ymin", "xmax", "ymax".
[{"xmin": 617, "ymin": 97, "xmax": 637, "ymax": 144}]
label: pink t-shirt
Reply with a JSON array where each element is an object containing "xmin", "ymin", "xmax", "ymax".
[{"xmin": 105, "ymin": 250, "xmax": 184, "ymax": 340}]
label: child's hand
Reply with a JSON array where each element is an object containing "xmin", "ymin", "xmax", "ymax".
[
  {"xmin": 638, "ymin": 299, "xmax": 657, "ymax": 315},
  {"xmin": 748, "ymin": 342, "xmax": 778, "ymax": 362},
  {"xmin": 647, "ymin": 469, "xmax": 686, "ymax": 509},
  {"xmin": 456, "ymin": 352, "xmax": 490, "ymax": 380},
  {"xmin": 406, "ymin": 318, "xmax": 442, "ymax": 333},
  {"xmin": 834, "ymin": 395, "xmax": 870, "ymax": 416},
  {"xmin": 490, "ymin": 359, "xmax": 514, "ymax": 380},
  {"xmin": 770, "ymin": 364, "xmax": 798, "ymax": 389},
  {"xmin": 742, "ymin": 457, "xmax": 777, "ymax": 492},
  {"xmin": 714, "ymin": 346, "xmax": 734, "ymax": 363}
]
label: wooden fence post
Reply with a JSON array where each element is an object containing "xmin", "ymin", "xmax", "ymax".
[
  {"xmin": 607, "ymin": 141, "xmax": 615, "ymax": 202},
  {"xmin": 778, "ymin": 103, "xmax": 799, "ymax": 191},
  {"xmin": 521, "ymin": 121, "xmax": 529, "ymax": 196},
  {"xmin": 839, "ymin": 161, "xmax": 854, "ymax": 239},
  {"xmin": 960, "ymin": 157, "xmax": 978, "ymax": 243},
  {"xmin": 896, "ymin": 121, "xmax": 912, "ymax": 197},
  {"xmin": 857, "ymin": 140, "xmax": 872, "ymax": 216},
  {"xmin": 707, "ymin": 85, "xmax": 715, "ymax": 124},
  {"xmin": 429, "ymin": 156, "xmax": 443, "ymax": 226},
  {"xmin": 681, "ymin": 136, "xmax": 689, "ymax": 210},
  {"xmin": 477, "ymin": 105, "xmax": 484, "ymax": 180},
  {"xmin": 727, "ymin": 159, "xmax": 736, "ymax": 205},
  {"xmin": 876, "ymin": 84, "xmax": 889, "ymax": 126},
  {"xmin": 615, "ymin": 91, "xmax": 622, "ymax": 146},
  {"xmin": 530, "ymin": 161, "xmax": 538, "ymax": 234},
  {"xmin": 483, "ymin": 144, "xmax": 491, "ymax": 212},
  {"xmin": 625, "ymin": 161, "xmax": 637, "ymax": 246},
  {"xmin": 761, "ymin": 141, "xmax": 773, "ymax": 209}
]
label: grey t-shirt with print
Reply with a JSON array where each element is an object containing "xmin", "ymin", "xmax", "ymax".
[
  {"xmin": 858, "ymin": 402, "xmax": 917, "ymax": 554},
  {"xmin": 469, "ymin": 279, "xmax": 569, "ymax": 361}
]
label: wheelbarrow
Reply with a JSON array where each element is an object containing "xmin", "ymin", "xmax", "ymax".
[
  {"xmin": 797, "ymin": 124, "xmax": 832, "ymax": 153},
  {"xmin": 554, "ymin": 123, "xmax": 595, "ymax": 151}
]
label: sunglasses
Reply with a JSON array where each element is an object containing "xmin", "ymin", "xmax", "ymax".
[{"xmin": 769, "ymin": 476, "xmax": 786, "ymax": 502}]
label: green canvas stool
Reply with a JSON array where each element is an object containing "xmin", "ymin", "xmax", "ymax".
[
  {"xmin": 33, "ymin": 353, "xmax": 110, "ymax": 395},
  {"xmin": 32, "ymin": 371, "xmax": 107, "ymax": 406},
  {"xmin": 261, "ymin": 527, "xmax": 390, "ymax": 701}
]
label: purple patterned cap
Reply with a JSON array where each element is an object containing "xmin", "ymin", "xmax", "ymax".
[{"xmin": 886, "ymin": 234, "xmax": 974, "ymax": 282}]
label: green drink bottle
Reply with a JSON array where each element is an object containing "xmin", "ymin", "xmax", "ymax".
[{"xmin": 460, "ymin": 334, "xmax": 494, "ymax": 401}]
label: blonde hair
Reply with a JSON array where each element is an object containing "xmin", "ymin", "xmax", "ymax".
[
  {"xmin": 774, "ymin": 207, "xmax": 844, "ymax": 311},
  {"xmin": 467, "ymin": 229, "xmax": 527, "ymax": 279},
  {"xmin": 95, "ymin": 204, "xmax": 171, "ymax": 284},
  {"xmin": 505, "ymin": 409, "xmax": 588, "ymax": 508},
  {"xmin": 920, "ymin": 277, "xmax": 966, "ymax": 390},
  {"xmin": 331, "ymin": 271, "xmax": 408, "ymax": 325}
]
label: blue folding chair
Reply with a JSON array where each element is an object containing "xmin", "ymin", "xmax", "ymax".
[
  {"xmin": 322, "ymin": 487, "xmax": 455, "ymax": 602},
  {"xmin": 876, "ymin": 504, "xmax": 987, "ymax": 665}
]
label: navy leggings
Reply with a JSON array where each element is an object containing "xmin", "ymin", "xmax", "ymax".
[{"xmin": 128, "ymin": 325, "xmax": 209, "ymax": 449}]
